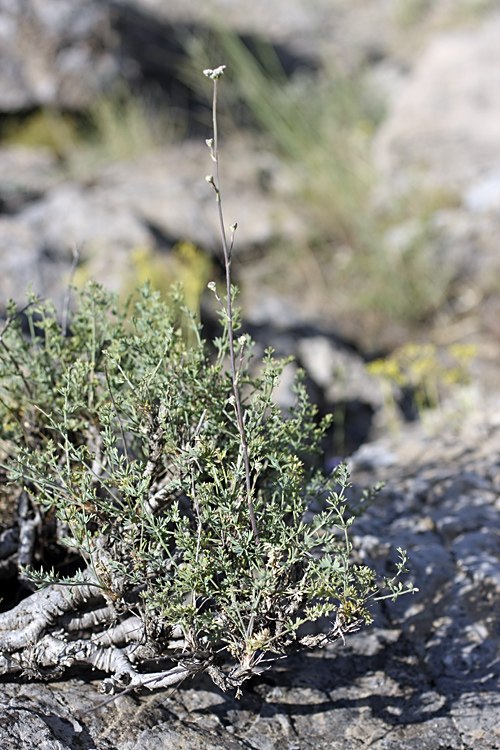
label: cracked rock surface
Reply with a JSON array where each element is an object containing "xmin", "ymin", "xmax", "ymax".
[{"xmin": 2, "ymin": 406, "xmax": 500, "ymax": 749}]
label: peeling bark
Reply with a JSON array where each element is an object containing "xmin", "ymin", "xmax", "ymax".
[
  {"xmin": 0, "ymin": 575, "xmax": 101, "ymax": 654},
  {"xmin": 0, "ymin": 560, "xmax": 361, "ymax": 696}
]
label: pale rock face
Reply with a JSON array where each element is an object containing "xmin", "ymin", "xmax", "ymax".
[
  {"xmin": 107, "ymin": 0, "xmax": 334, "ymax": 61},
  {"xmin": 0, "ymin": 0, "xmax": 117, "ymax": 111},
  {"xmin": 0, "ymin": 0, "xmax": 334, "ymax": 114},
  {"xmin": 0, "ymin": 218, "xmax": 41, "ymax": 300},
  {"xmin": 374, "ymin": 14, "xmax": 500, "ymax": 191},
  {"xmin": 0, "ymin": 138, "xmax": 304, "ymax": 305},
  {"xmin": 371, "ymin": 12, "xmax": 500, "ymax": 350},
  {"xmin": 297, "ymin": 335, "xmax": 384, "ymax": 409}
]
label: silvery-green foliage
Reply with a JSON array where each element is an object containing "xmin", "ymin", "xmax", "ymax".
[{"xmin": 0, "ymin": 282, "xmax": 413, "ymax": 688}]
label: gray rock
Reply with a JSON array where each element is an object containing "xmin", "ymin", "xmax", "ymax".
[
  {"xmin": 0, "ymin": 146, "xmax": 63, "ymax": 212},
  {"xmin": 371, "ymin": 12, "xmax": 500, "ymax": 348},
  {"xmin": 16, "ymin": 180, "xmax": 151, "ymax": 297},
  {"xmin": 0, "ymin": 218, "xmax": 41, "ymax": 303},
  {"xmin": 374, "ymin": 13, "xmax": 500, "ymax": 191},
  {"xmin": 92, "ymin": 139, "xmax": 303, "ymax": 254},
  {"xmin": 349, "ymin": 442, "xmax": 397, "ymax": 471},
  {"xmin": 129, "ymin": 723, "xmax": 249, "ymax": 750},
  {"xmin": 0, "ymin": 681, "xmax": 104, "ymax": 750},
  {"xmin": 464, "ymin": 169, "xmax": 500, "ymax": 213},
  {"xmin": 0, "ymin": 0, "xmax": 340, "ymax": 115},
  {"xmin": 0, "ymin": 0, "xmax": 117, "ymax": 111},
  {"xmin": 0, "ymin": 0, "xmax": 467, "ymax": 119},
  {"xmin": 111, "ymin": 0, "xmax": 333, "ymax": 64},
  {"xmin": 0, "ymin": 138, "xmax": 303, "ymax": 307},
  {"xmin": 297, "ymin": 335, "xmax": 384, "ymax": 409}
]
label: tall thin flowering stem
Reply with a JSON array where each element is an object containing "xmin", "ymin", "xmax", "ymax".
[{"xmin": 204, "ymin": 66, "xmax": 259, "ymax": 543}]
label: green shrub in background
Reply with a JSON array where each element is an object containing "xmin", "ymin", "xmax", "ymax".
[
  {"xmin": 125, "ymin": 240, "xmax": 213, "ymax": 327},
  {"xmin": 1, "ymin": 85, "xmax": 178, "ymax": 173},
  {"xmin": 0, "ymin": 67, "xmax": 415, "ymax": 697},
  {"xmin": 368, "ymin": 341, "xmax": 478, "ymax": 430}
]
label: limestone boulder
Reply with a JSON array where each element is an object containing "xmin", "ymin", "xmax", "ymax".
[
  {"xmin": 373, "ymin": 12, "xmax": 500, "ymax": 349},
  {"xmin": 0, "ymin": 137, "xmax": 304, "ymax": 307},
  {"xmin": 374, "ymin": 13, "xmax": 500, "ymax": 192},
  {"xmin": 0, "ymin": 0, "xmax": 117, "ymax": 111}
]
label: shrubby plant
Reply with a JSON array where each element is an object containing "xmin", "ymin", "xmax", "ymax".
[
  {"xmin": 0, "ymin": 67, "xmax": 414, "ymax": 697},
  {"xmin": 368, "ymin": 341, "xmax": 477, "ymax": 430}
]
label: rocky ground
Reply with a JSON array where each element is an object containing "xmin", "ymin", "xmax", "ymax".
[
  {"xmin": 2, "ymin": 402, "xmax": 500, "ymax": 749},
  {"xmin": 1, "ymin": 1, "xmax": 500, "ymax": 748}
]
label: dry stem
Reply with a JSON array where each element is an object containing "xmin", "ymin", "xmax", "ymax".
[{"xmin": 205, "ymin": 66, "xmax": 259, "ymax": 543}]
